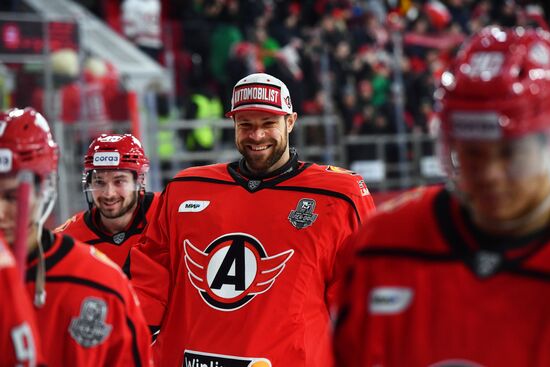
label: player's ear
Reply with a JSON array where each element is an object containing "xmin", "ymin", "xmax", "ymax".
[{"xmin": 286, "ymin": 112, "xmax": 297, "ymax": 133}]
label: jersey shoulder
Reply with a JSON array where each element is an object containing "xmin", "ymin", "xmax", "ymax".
[
  {"xmin": 353, "ymin": 185, "xmax": 444, "ymax": 250},
  {"xmin": 173, "ymin": 163, "xmax": 230, "ymax": 180},
  {"xmin": 295, "ymin": 163, "xmax": 371, "ymax": 197},
  {"xmin": 65, "ymin": 235, "xmax": 130, "ymax": 284},
  {"xmin": 53, "ymin": 211, "xmax": 86, "ymax": 234}
]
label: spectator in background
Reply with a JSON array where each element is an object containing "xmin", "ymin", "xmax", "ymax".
[{"xmin": 121, "ymin": 0, "xmax": 163, "ymax": 61}]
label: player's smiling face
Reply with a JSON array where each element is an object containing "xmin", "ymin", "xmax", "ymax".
[
  {"xmin": 234, "ymin": 110, "xmax": 296, "ymax": 175},
  {"xmin": 0, "ymin": 174, "xmax": 39, "ymax": 249},
  {"xmin": 88, "ymin": 170, "xmax": 139, "ymax": 220}
]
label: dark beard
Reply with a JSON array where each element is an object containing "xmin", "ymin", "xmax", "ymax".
[
  {"xmin": 242, "ymin": 145, "xmax": 286, "ymax": 173},
  {"xmin": 98, "ymin": 191, "xmax": 138, "ymax": 219}
]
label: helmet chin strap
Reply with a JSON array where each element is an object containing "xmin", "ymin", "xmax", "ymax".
[{"xmin": 33, "ymin": 175, "xmax": 57, "ymax": 307}]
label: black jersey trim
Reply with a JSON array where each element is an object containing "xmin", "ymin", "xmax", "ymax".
[
  {"xmin": 41, "ymin": 275, "xmax": 126, "ymax": 303},
  {"xmin": 171, "ymin": 171, "xmax": 362, "ymax": 223},
  {"xmin": 26, "ymin": 234, "xmax": 74, "ymax": 281},
  {"xmin": 171, "ymin": 176, "xmax": 239, "ymax": 186},
  {"xmin": 356, "ymin": 246, "xmax": 550, "ymax": 281},
  {"xmin": 357, "ymin": 247, "xmax": 458, "ymax": 262},
  {"xmin": 84, "ymin": 192, "xmax": 154, "ymax": 246},
  {"xmin": 126, "ymin": 317, "xmax": 143, "ymax": 367},
  {"xmin": 505, "ymin": 267, "xmax": 550, "ymax": 282},
  {"xmin": 271, "ymin": 185, "xmax": 363, "ymax": 224},
  {"xmin": 433, "ymin": 189, "xmax": 550, "ymax": 282}
]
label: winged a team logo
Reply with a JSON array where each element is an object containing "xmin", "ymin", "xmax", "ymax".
[{"xmin": 184, "ymin": 233, "xmax": 294, "ymax": 311}]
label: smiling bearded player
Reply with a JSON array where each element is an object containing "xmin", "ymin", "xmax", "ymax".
[
  {"xmin": 55, "ymin": 134, "xmax": 160, "ymax": 271},
  {"xmin": 126, "ymin": 73, "xmax": 376, "ymax": 366}
]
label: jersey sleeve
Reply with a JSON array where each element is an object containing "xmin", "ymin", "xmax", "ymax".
[
  {"xmin": 325, "ymin": 173, "xmax": 376, "ymax": 308},
  {"xmin": 128, "ymin": 189, "xmax": 171, "ymax": 328},
  {"xmin": 0, "ymin": 244, "xmax": 45, "ymax": 367},
  {"xmin": 122, "ymin": 280, "xmax": 155, "ymax": 367}
]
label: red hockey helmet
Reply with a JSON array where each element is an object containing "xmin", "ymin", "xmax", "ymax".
[
  {"xmin": 424, "ymin": 1, "xmax": 451, "ymax": 31},
  {"xmin": 438, "ymin": 26, "xmax": 550, "ymax": 142},
  {"xmin": 83, "ymin": 134, "xmax": 149, "ymax": 175},
  {"xmin": 0, "ymin": 107, "xmax": 59, "ymax": 179}
]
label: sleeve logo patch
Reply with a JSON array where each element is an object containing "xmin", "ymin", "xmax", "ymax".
[
  {"xmin": 325, "ymin": 165, "xmax": 355, "ymax": 174},
  {"xmin": 69, "ymin": 297, "xmax": 112, "ymax": 347}
]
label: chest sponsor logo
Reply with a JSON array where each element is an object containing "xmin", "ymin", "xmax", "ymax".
[
  {"xmin": 184, "ymin": 233, "xmax": 293, "ymax": 311},
  {"xmin": 429, "ymin": 360, "xmax": 486, "ymax": 367},
  {"xmin": 69, "ymin": 297, "xmax": 112, "ymax": 347},
  {"xmin": 288, "ymin": 198, "xmax": 318, "ymax": 229},
  {"xmin": 184, "ymin": 350, "xmax": 271, "ymax": 367},
  {"xmin": 369, "ymin": 286, "xmax": 413, "ymax": 314},
  {"xmin": 179, "ymin": 200, "xmax": 210, "ymax": 213}
]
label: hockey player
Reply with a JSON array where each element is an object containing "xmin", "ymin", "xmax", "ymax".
[
  {"xmin": 128, "ymin": 73, "xmax": 376, "ymax": 366},
  {"xmin": 0, "ymin": 235, "xmax": 43, "ymax": 367},
  {"xmin": 55, "ymin": 133, "xmax": 160, "ymax": 269},
  {"xmin": 0, "ymin": 107, "xmax": 153, "ymax": 366},
  {"xmin": 334, "ymin": 26, "xmax": 550, "ymax": 366}
]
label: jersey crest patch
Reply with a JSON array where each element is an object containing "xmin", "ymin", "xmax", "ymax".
[
  {"xmin": 112, "ymin": 232, "xmax": 126, "ymax": 244},
  {"xmin": 247, "ymin": 180, "xmax": 261, "ymax": 191},
  {"xmin": 69, "ymin": 297, "xmax": 112, "ymax": 347},
  {"xmin": 471, "ymin": 251, "xmax": 502, "ymax": 278},
  {"xmin": 288, "ymin": 198, "xmax": 318, "ymax": 229},
  {"xmin": 184, "ymin": 233, "xmax": 294, "ymax": 311}
]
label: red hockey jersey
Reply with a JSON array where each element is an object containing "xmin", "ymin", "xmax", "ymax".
[
  {"xmin": 129, "ymin": 157, "xmax": 375, "ymax": 366},
  {"xmin": 26, "ymin": 230, "xmax": 153, "ymax": 367},
  {"xmin": 0, "ymin": 239, "xmax": 44, "ymax": 367},
  {"xmin": 55, "ymin": 192, "xmax": 160, "ymax": 268},
  {"xmin": 334, "ymin": 185, "xmax": 550, "ymax": 367}
]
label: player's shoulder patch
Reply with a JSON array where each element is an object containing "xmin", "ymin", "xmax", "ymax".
[
  {"xmin": 54, "ymin": 215, "xmax": 78, "ymax": 233},
  {"xmin": 310, "ymin": 164, "xmax": 370, "ymax": 197},
  {"xmin": 325, "ymin": 165, "xmax": 357, "ymax": 175}
]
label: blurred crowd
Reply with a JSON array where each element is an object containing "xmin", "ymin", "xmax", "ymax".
[
  {"xmin": 3, "ymin": 0, "xmax": 550, "ymax": 153},
  {"xmin": 116, "ymin": 0, "xmax": 548, "ymax": 137}
]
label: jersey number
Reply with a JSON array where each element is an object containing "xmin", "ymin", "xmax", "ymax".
[{"xmin": 11, "ymin": 322, "xmax": 36, "ymax": 367}]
